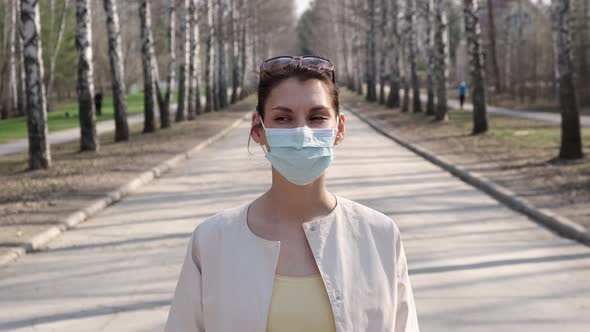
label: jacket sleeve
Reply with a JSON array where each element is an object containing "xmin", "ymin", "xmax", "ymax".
[
  {"xmin": 165, "ymin": 231, "xmax": 206, "ymax": 332},
  {"xmin": 394, "ymin": 232, "xmax": 420, "ymax": 332}
]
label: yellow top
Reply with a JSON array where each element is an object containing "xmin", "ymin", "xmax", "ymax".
[{"xmin": 266, "ymin": 274, "xmax": 337, "ymax": 332}]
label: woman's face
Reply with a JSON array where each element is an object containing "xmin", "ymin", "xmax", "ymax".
[{"xmin": 251, "ymin": 78, "xmax": 346, "ymax": 149}]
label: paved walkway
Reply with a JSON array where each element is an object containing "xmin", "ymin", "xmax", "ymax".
[{"xmin": 0, "ymin": 108, "xmax": 588, "ymax": 331}]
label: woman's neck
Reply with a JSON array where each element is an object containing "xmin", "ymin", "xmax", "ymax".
[{"xmin": 262, "ymin": 169, "xmax": 336, "ymax": 224}]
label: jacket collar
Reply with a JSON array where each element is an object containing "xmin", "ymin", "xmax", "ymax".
[{"xmin": 239, "ymin": 193, "xmax": 342, "ymax": 245}]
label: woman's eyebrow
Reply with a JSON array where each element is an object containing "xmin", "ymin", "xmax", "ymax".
[
  {"xmin": 270, "ymin": 106, "xmax": 329, "ymax": 112},
  {"xmin": 309, "ymin": 106, "xmax": 330, "ymax": 112},
  {"xmin": 271, "ymin": 106, "xmax": 293, "ymax": 112}
]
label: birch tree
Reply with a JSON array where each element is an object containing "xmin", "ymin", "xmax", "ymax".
[
  {"xmin": 485, "ymin": 0, "xmax": 501, "ymax": 93},
  {"xmin": 216, "ymin": 0, "xmax": 228, "ymax": 109},
  {"xmin": 212, "ymin": 0, "xmax": 220, "ymax": 111},
  {"xmin": 551, "ymin": 0, "xmax": 583, "ymax": 159},
  {"xmin": 187, "ymin": 0, "xmax": 199, "ymax": 120},
  {"xmin": 379, "ymin": 0, "xmax": 388, "ymax": 104},
  {"xmin": 160, "ymin": 0, "xmax": 176, "ymax": 128},
  {"xmin": 433, "ymin": 0, "xmax": 449, "ymax": 121},
  {"xmin": 16, "ymin": 0, "xmax": 26, "ymax": 117},
  {"xmin": 229, "ymin": 0, "xmax": 239, "ymax": 104},
  {"xmin": 176, "ymin": 0, "xmax": 190, "ymax": 122},
  {"xmin": 352, "ymin": 0, "xmax": 364, "ymax": 94},
  {"xmin": 46, "ymin": 0, "xmax": 70, "ymax": 113},
  {"xmin": 405, "ymin": 0, "xmax": 422, "ymax": 113},
  {"xmin": 422, "ymin": 0, "xmax": 436, "ymax": 115},
  {"xmin": 366, "ymin": 0, "xmax": 378, "ymax": 102},
  {"xmin": 238, "ymin": 0, "xmax": 248, "ymax": 100},
  {"xmin": 21, "ymin": 0, "xmax": 51, "ymax": 169},
  {"xmin": 75, "ymin": 0, "xmax": 98, "ymax": 151},
  {"xmin": 401, "ymin": 29, "xmax": 410, "ymax": 113},
  {"xmin": 103, "ymin": 0, "xmax": 129, "ymax": 142},
  {"xmin": 139, "ymin": 0, "xmax": 157, "ymax": 133},
  {"xmin": 340, "ymin": 0, "xmax": 352, "ymax": 89},
  {"xmin": 2, "ymin": 0, "xmax": 18, "ymax": 119},
  {"xmin": 205, "ymin": 0, "xmax": 215, "ymax": 112},
  {"xmin": 387, "ymin": 0, "xmax": 401, "ymax": 108},
  {"xmin": 463, "ymin": 0, "xmax": 488, "ymax": 134}
]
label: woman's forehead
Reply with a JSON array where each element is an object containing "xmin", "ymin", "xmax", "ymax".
[{"xmin": 265, "ymin": 78, "xmax": 333, "ymax": 112}]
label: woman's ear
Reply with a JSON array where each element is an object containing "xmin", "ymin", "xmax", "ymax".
[
  {"xmin": 251, "ymin": 112, "xmax": 265, "ymax": 145},
  {"xmin": 335, "ymin": 113, "xmax": 346, "ymax": 146}
]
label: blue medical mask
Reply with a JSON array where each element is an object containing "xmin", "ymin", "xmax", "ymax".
[{"xmin": 260, "ymin": 116, "xmax": 340, "ymax": 186}]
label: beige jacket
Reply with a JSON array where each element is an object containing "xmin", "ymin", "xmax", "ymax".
[{"xmin": 164, "ymin": 195, "xmax": 420, "ymax": 332}]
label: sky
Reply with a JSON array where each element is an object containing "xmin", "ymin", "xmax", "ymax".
[{"xmin": 295, "ymin": 0, "xmax": 312, "ymax": 17}]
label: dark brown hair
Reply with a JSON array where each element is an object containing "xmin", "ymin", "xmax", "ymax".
[{"xmin": 247, "ymin": 61, "xmax": 340, "ymax": 151}]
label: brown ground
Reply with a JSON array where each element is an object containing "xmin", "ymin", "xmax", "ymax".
[
  {"xmin": 342, "ymin": 90, "xmax": 590, "ymax": 231},
  {"xmin": 0, "ymin": 97, "xmax": 255, "ymax": 250}
]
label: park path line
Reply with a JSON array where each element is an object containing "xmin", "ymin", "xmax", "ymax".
[{"xmin": 0, "ymin": 111, "xmax": 250, "ymax": 268}]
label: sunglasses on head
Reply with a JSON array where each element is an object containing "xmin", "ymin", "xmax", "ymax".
[{"xmin": 259, "ymin": 55, "xmax": 336, "ymax": 84}]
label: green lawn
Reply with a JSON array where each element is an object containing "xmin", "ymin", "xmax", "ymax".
[{"xmin": 0, "ymin": 93, "xmax": 146, "ymax": 143}]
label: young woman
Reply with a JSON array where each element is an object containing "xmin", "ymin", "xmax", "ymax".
[{"xmin": 165, "ymin": 55, "xmax": 420, "ymax": 332}]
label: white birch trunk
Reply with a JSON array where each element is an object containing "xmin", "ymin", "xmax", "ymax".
[
  {"xmin": 47, "ymin": 0, "xmax": 70, "ymax": 113},
  {"xmin": 205, "ymin": 0, "xmax": 214, "ymax": 112},
  {"xmin": 424, "ymin": 0, "xmax": 436, "ymax": 115},
  {"xmin": 387, "ymin": 0, "xmax": 401, "ymax": 108},
  {"xmin": 139, "ymin": 0, "xmax": 156, "ymax": 132},
  {"xmin": 16, "ymin": 0, "xmax": 27, "ymax": 117},
  {"xmin": 366, "ymin": 0, "xmax": 378, "ymax": 102},
  {"xmin": 551, "ymin": 0, "xmax": 583, "ymax": 158},
  {"xmin": 379, "ymin": 0, "xmax": 388, "ymax": 104},
  {"xmin": 75, "ymin": 0, "xmax": 98, "ymax": 151},
  {"xmin": 161, "ymin": 0, "xmax": 175, "ymax": 128},
  {"xmin": 21, "ymin": 0, "xmax": 51, "ymax": 169},
  {"xmin": 352, "ymin": 0, "xmax": 363, "ymax": 94},
  {"xmin": 216, "ymin": 0, "xmax": 227, "ymax": 109},
  {"xmin": 103, "ymin": 0, "xmax": 129, "ymax": 142},
  {"xmin": 176, "ymin": 0, "xmax": 190, "ymax": 121},
  {"xmin": 229, "ymin": 0, "xmax": 239, "ymax": 104},
  {"xmin": 406, "ymin": 0, "xmax": 421, "ymax": 113},
  {"xmin": 433, "ymin": 0, "xmax": 449, "ymax": 120},
  {"xmin": 463, "ymin": 0, "xmax": 488, "ymax": 134},
  {"xmin": 238, "ymin": 0, "xmax": 248, "ymax": 99},
  {"xmin": 341, "ymin": 0, "xmax": 352, "ymax": 89},
  {"xmin": 188, "ymin": 0, "xmax": 198, "ymax": 120},
  {"xmin": 2, "ymin": 0, "xmax": 18, "ymax": 119}
]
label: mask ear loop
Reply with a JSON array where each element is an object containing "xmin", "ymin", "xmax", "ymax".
[
  {"xmin": 334, "ymin": 114, "xmax": 342, "ymax": 145},
  {"xmin": 259, "ymin": 116, "xmax": 269, "ymax": 154}
]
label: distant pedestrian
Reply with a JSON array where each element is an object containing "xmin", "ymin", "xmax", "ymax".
[
  {"xmin": 94, "ymin": 92, "xmax": 103, "ymax": 116},
  {"xmin": 164, "ymin": 55, "xmax": 420, "ymax": 332},
  {"xmin": 459, "ymin": 81, "xmax": 468, "ymax": 110}
]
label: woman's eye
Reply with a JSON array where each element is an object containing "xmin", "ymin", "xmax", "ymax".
[
  {"xmin": 274, "ymin": 117, "xmax": 289, "ymax": 121},
  {"xmin": 311, "ymin": 117, "xmax": 328, "ymax": 121}
]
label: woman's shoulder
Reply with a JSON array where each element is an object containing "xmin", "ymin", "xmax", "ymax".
[
  {"xmin": 191, "ymin": 202, "xmax": 249, "ymax": 237},
  {"xmin": 337, "ymin": 195, "xmax": 401, "ymax": 234}
]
